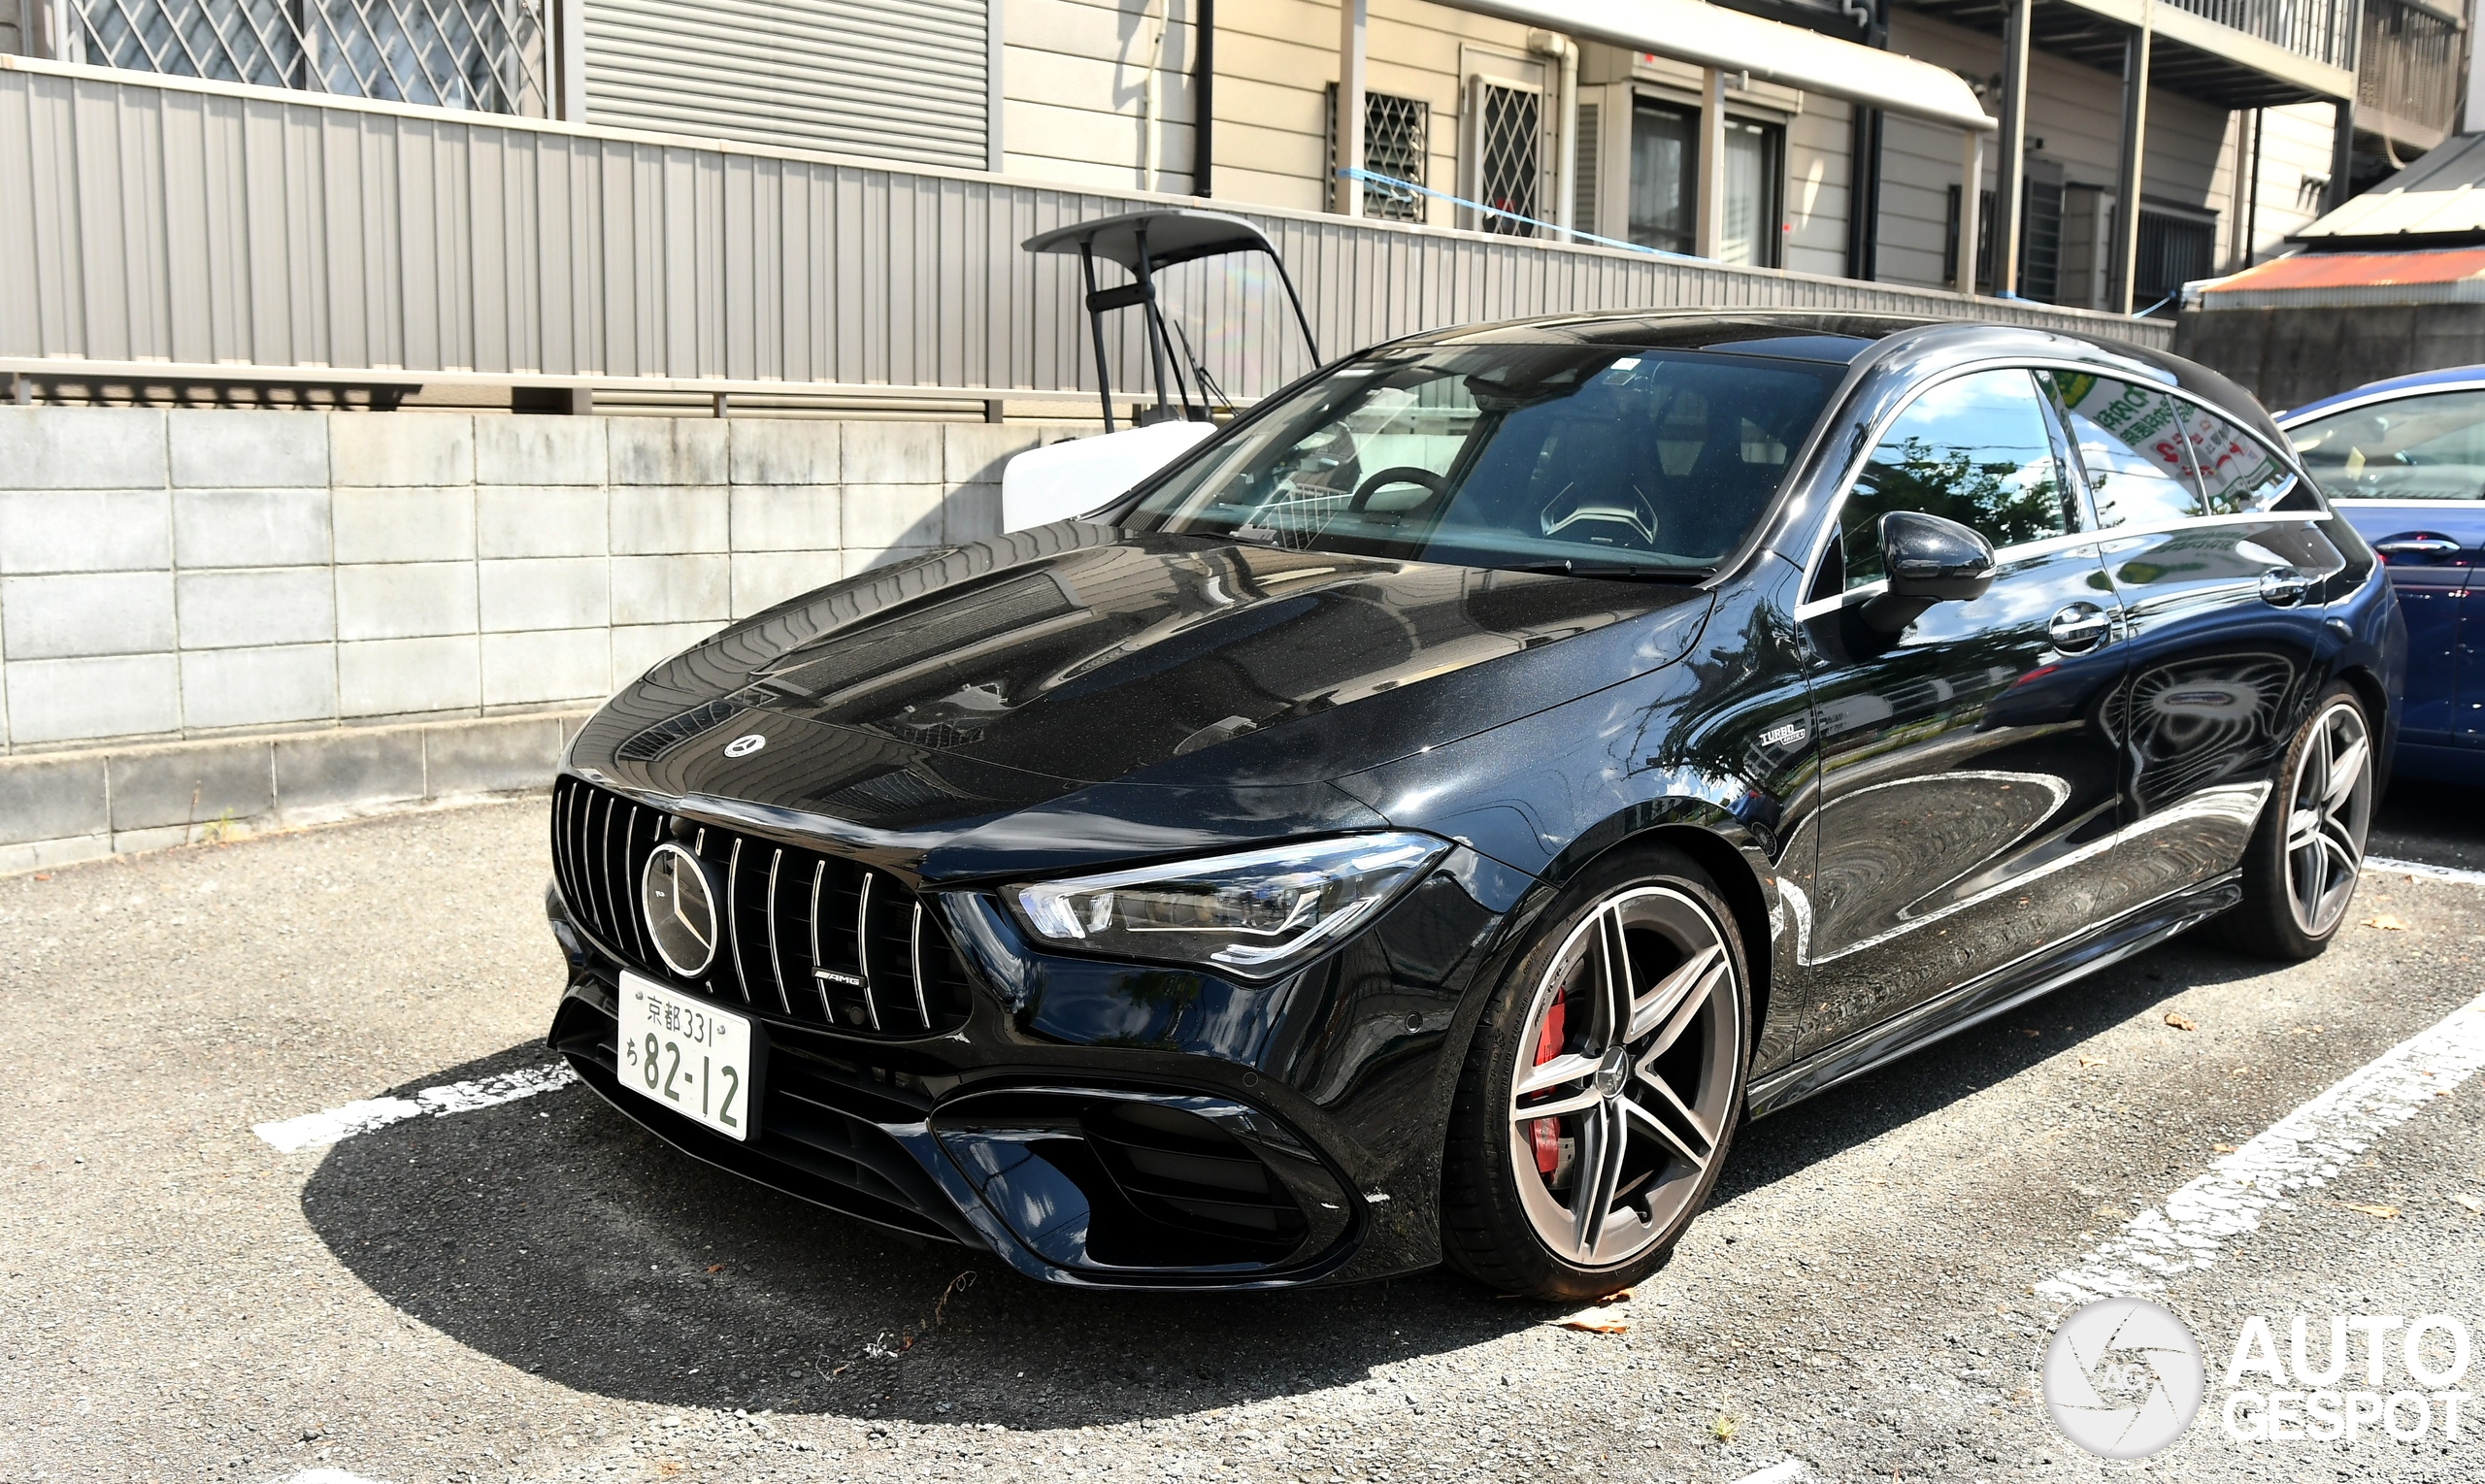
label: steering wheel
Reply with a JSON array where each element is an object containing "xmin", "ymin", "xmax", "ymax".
[{"xmin": 1347, "ymin": 465, "xmax": 1452, "ymax": 512}]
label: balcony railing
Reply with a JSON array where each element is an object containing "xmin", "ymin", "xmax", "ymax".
[
  {"xmin": 64, "ymin": 0, "xmax": 551, "ymax": 115},
  {"xmin": 2163, "ymin": 0, "xmax": 2362, "ymax": 71},
  {"xmin": 2358, "ymin": 0, "xmax": 2464, "ymax": 147}
]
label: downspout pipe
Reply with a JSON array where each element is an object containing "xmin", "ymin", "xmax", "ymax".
[{"xmin": 1530, "ymin": 31, "xmax": 1580, "ymax": 242}]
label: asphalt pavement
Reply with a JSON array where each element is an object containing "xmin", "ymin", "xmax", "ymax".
[{"xmin": 5, "ymin": 793, "xmax": 2482, "ymax": 1484}]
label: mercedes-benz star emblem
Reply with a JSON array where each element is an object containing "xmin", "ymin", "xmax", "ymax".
[
  {"xmin": 642, "ymin": 841, "xmax": 720, "ymax": 977},
  {"xmin": 723, "ymin": 733, "xmax": 767, "ymax": 758}
]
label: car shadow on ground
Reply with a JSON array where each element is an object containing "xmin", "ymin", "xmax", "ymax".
[
  {"xmin": 1716, "ymin": 930, "xmax": 2280, "ymax": 1203},
  {"xmin": 2370, "ymin": 775, "xmax": 2485, "ymax": 874},
  {"xmin": 297, "ymin": 931, "xmax": 2263, "ymax": 1427}
]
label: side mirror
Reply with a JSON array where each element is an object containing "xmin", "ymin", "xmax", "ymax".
[{"xmin": 1861, "ymin": 510, "xmax": 1997, "ymax": 632}]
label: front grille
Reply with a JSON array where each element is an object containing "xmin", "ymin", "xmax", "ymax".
[{"xmin": 550, "ymin": 776, "xmax": 973, "ymax": 1037}]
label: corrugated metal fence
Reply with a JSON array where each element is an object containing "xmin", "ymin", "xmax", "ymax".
[{"xmin": 0, "ymin": 55, "xmax": 2170, "ymax": 408}]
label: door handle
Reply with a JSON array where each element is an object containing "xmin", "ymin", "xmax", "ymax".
[
  {"xmin": 2259, "ymin": 567, "xmax": 2312, "ymax": 607},
  {"xmin": 2046, "ymin": 602, "xmax": 2113, "ymax": 652},
  {"xmin": 2374, "ymin": 537, "xmax": 2461, "ymax": 557}
]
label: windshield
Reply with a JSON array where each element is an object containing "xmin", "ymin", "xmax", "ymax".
[
  {"xmin": 1119, "ymin": 342, "xmax": 1846, "ymax": 574},
  {"xmin": 2290, "ymin": 387, "xmax": 2485, "ymax": 502}
]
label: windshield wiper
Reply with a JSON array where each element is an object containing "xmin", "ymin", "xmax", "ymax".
[{"xmin": 1496, "ymin": 559, "xmax": 1714, "ymax": 581}]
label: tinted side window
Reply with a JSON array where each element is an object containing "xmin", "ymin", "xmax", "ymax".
[
  {"xmin": 1840, "ymin": 369, "xmax": 2073, "ymax": 589},
  {"xmin": 2045, "ymin": 372, "xmax": 2199, "ymax": 527},
  {"xmin": 2175, "ymin": 404, "xmax": 2300, "ymax": 514},
  {"xmin": 2290, "ymin": 387, "xmax": 2485, "ymax": 502}
]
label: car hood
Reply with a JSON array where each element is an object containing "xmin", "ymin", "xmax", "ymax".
[{"xmin": 567, "ymin": 524, "xmax": 1712, "ymax": 874}]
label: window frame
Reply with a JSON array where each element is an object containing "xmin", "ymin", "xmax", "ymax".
[{"xmin": 1794, "ymin": 359, "xmax": 2331, "ymax": 620}]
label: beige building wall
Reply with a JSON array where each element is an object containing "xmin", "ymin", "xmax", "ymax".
[
  {"xmin": 998, "ymin": 1, "xmax": 2312, "ymax": 308},
  {"xmin": 1004, "ymin": 0, "xmax": 1203, "ymax": 191},
  {"xmin": 1873, "ymin": 11, "xmax": 2332, "ymax": 306}
]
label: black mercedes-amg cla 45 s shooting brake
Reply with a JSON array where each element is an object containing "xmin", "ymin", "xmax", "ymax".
[{"xmin": 545, "ymin": 312, "xmax": 2403, "ymax": 1300}]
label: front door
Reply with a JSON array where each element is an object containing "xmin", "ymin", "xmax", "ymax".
[{"xmin": 1796, "ymin": 368, "xmax": 2130, "ymax": 1055}]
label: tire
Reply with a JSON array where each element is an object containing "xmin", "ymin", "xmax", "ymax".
[
  {"xmin": 1439, "ymin": 845, "xmax": 1750, "ymax": 1301},
  {"xmin": 2212, "ymin": 682, "xmax": 2376, "ymax": 960}
]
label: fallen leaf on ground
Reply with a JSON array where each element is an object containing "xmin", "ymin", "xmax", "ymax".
[
  {"xmin": 706, "ymin": 1264, "xmax": 724, "ymax": 1272},
  {"xmin": 2362, "ymin": 914, "xmax": 2409, "ymax": 931},
  {"xmin": 2078, "ymin": 1055, "xmax": 2106, "ymax": 1068},
  {"xmin": 1559, "ymin": 1320, "xmax": 1629, "ymax": 1335},
  {"xmin": 2455, "ymin": 1195, "xmax": 2483, "ymax": 1214},
  {"xmin": 2212, "ymin": 1143, "xmax": 2236, "ymax": 1153},
  {"xmin": 1591, "ymin": 1288, "xmax": 1634, "ymax": 1305},
  {"xmin": 2019, "ymin": 1028, "xmax": 2041, "ymax": 1038},
  {"xmin": 2165, "ymin": 1012, "xmax": 2197, "ymax": 1032},
  {"xmin": 2336, "ymin": 1202, "xmax": 2400, "ymax": 1219}
]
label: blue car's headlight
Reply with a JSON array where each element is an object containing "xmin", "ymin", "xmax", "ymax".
[{"xmin": 1010, "ymin": 832, "xmax": 1449, "ymax": 979}]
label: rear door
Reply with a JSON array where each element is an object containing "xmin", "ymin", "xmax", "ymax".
[
  {"xmin": 1795, "ymin": 368, "xmax": 2132, "ymax": 1054},
  {"xmin": 2046, "ymin": 371, "xmax": 2345, "ymax": 895}
]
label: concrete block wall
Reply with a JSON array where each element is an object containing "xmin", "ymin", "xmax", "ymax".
[
  {"xmin": 0, "ymin": 709, "xmax": 596, "ymax": 874},
  {"xmin": 0, "ymin": 408, "xmax": 1079, "ymax": 754}
]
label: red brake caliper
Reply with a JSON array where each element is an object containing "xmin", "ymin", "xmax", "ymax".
[{"xmin": 1530, "ymin": 988, "xmax": 1567, "ymax": 1175}]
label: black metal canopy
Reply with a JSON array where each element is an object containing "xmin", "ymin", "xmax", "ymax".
[
  {"xmin": 1024, "ymin": 209, "xmax": 1286, "ymax": 275},
  {"xmin": 1024, "ymin": 209, "xmax": 1320, "ymax": 432}
]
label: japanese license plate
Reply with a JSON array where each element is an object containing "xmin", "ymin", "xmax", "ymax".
[{"xmin": 616, "ymin": 972, "xmax": 757, "ymax": 1141}]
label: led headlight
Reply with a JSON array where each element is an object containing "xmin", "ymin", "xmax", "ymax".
[{"xmin": 1011, "ymin": 832, "xmax": 1450, "ymax": 979}]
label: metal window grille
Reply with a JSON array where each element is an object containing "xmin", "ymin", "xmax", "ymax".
[
  {"xmin": 1572, "ymin": 100, "xmax": 1599, "ymax": 239},
  {"xmin": 1474, "ymin": 81, "xmax": 1541, "ymax": 237},
  {"xmin": 1327, "ymin": 84, "xmax": 1429, "ymax": 222},
  {"xmin": 1944, "ymin": 177, "xmax": 2067, "ymax": 302},
  {"xmin": 2135, "ymin": 210, "xmax": 2217, "ymax": 307},
  {"xmin": 70, "ymin": 0, "xmax": 550, "ymax": 116}
]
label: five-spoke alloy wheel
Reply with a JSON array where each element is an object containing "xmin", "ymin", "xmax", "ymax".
[
  {"xmin": 2217, "ymin": 682, "xmax": 2375, "ymax": 960},
  {"xmin": 1442, "ymin": 850, "xmax": 1747, "ymax": 1299},
  {"xmin": 2282, "ymin": 699, "xmax": 2373, "ymax": 939}
]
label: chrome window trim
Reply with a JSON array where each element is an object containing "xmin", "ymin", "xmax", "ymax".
[
  {"xmin": 2329, "ymin": 496, "xmax": 2485, "ymax": 508},
  {"xmin": 1795, "ymin": 356, "xmax": 2330, "ymax": 609}
]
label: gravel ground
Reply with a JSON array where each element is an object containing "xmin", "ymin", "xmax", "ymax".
[{"xmin": 4, "ymin": 799, "xmax": 2481, "ymax": 1484}]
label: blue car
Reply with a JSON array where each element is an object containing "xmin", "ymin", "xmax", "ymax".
[{"xmin": 2283, "ymin": 369, "xmax": 2485, "ymax": 784}]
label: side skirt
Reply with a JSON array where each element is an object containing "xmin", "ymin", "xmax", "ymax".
[{"xmin": 1744, "ymin": 873, "xmax": 2243, "ymax": 1118}]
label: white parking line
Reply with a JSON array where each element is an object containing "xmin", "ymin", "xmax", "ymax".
[
  {"xmin": 2367, "ymin": 854, "xmax": 2485, "ymax": 889},
  {"xmin": 2036, "ymin": 992, "xmax": 2485, "ymax": 1305},
  {"xmin": 1727, "ymin": 1462, "xmax": 1811, "ymax": 1484},
  {"xmin": 252, "ymin": 1062, "xmax": 578, "ymax": 1153}
]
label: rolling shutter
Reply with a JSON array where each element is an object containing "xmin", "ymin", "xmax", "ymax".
[{"xmin": 582, "ymin": 0, "xmax": 989, "ymax": 170}]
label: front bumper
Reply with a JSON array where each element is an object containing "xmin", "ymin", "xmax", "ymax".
[{"xmin": 543, "ymin": 786, "xmax": 1529, "ymax": 1289}]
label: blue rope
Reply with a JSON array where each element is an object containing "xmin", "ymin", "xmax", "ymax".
[{"xmin": 1337, "ymin": 168, "xmax": 1708, "ymax": 263}]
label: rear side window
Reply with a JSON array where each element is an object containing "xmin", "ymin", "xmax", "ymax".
[
  {"xmin": 2289, "ymin": 387, "xmax": 2485, "ymax": 502},
  {"xmin": 2176, "ymin": 405, "xmax": 2300, "ymax": 514},
  {"xmin": 2047, "ymin": 372, "xmax": 2301, "ymax": 521},
  {"xmin": 1839, "ymin": 369, "xmax": 2073, "ymax": 588},
  {"xmin": 2044, "ymin": 372, "xmax": 2197, "ymax": 527}
]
